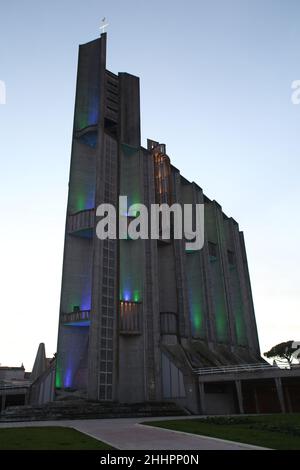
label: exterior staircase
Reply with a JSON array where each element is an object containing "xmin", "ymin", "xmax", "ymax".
[{"xmin": 0, "ymin": 399, "xmax": 187, "ymax": 422}]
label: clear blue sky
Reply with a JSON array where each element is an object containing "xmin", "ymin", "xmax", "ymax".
[{"xmin": 0, "ymin": 0, "xmax": 299, "ymax": 369}]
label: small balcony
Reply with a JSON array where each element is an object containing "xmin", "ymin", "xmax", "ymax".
[
  {"xmin": 74, "ymin": 125, "xmax": 98, "ymax": 149},
  {"xmin": 67, "ymin": 209, "xmax": 95, "ymax": 238},
  {"xmin": 120, "ymin": 301, "xmax": 141, "ymax": 335},
  {"xmin": 61, "ymin": 309, "xmax": 90, "ymax": 326}
]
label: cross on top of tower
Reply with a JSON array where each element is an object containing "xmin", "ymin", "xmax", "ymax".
[{"xmin": 100, "ymin": 18, "xmax": 109, "ymax": 35}]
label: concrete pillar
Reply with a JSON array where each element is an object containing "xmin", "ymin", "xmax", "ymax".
[
  {"xmin": 198, "ymin": 381, "xmax": 206, "ymax": 415},
  {"xmin": 254, "ymin": 386, "xmax": 260, "ymax": 413},
  {"xmin": 285, "ymin": 385, "xmax": 292, "ymax": 413},
  {"xmin": 275, "ymin": 377, "xmax": 286, "ymax": 413},
  {"xmin": 1, "ymin": 394, "xmax": 6, "ymax": 412},
  {"xmin": 235, "ymin": 380, "xmax": 244, "ymax": 414}
]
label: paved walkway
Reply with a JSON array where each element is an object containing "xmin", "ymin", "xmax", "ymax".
[{"xmin": 0, "ymin": 416, "xmax": 266, "ymax": 450}]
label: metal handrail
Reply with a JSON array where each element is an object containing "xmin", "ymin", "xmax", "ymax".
[
  {"xmin": 0, "ymin": 384, "xmax": 30, "ymax": 390},
  {"xmin": 193, "ymin": 362, "xmax": 274, "ymax": 375},
  {"xmin": 61, "ymin": 309, "xmax": 90, "ymax": 324}
]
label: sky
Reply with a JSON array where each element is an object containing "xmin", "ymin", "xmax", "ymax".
[{"xmin": 0, "ymin": 0, "xmax": 299, "ymax": 369}]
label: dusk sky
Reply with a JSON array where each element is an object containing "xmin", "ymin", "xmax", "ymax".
[{"xmin": 0, "ymin": 0, "xmax": 299, "ymax": 369}]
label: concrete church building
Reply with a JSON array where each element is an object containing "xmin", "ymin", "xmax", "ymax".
[{"xmin": 56, "ymin": 33, "xmax": 262, "ymax": 413}]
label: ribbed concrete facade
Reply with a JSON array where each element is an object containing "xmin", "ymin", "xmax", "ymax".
[{"xmin": 56, "ymin": 34, "xmax": 261, "ymax": 412}]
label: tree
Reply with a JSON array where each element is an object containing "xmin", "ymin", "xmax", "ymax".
[{"xmin": 264, "ymin": 341, "xmax": 300, "ymax": 367}]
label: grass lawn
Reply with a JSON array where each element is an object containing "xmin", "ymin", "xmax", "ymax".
[
  {"xmin": 144, "ymin": 414, "xmax": 300, "ymax": 450},
  {"xmin": 0, "ymin": 427, "xmax": 114, "ymax": 450}
]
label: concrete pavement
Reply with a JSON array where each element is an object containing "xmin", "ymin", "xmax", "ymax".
[{"xmin": 0, "ymin": 416, "xmax": 267, "ymax": 450}]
